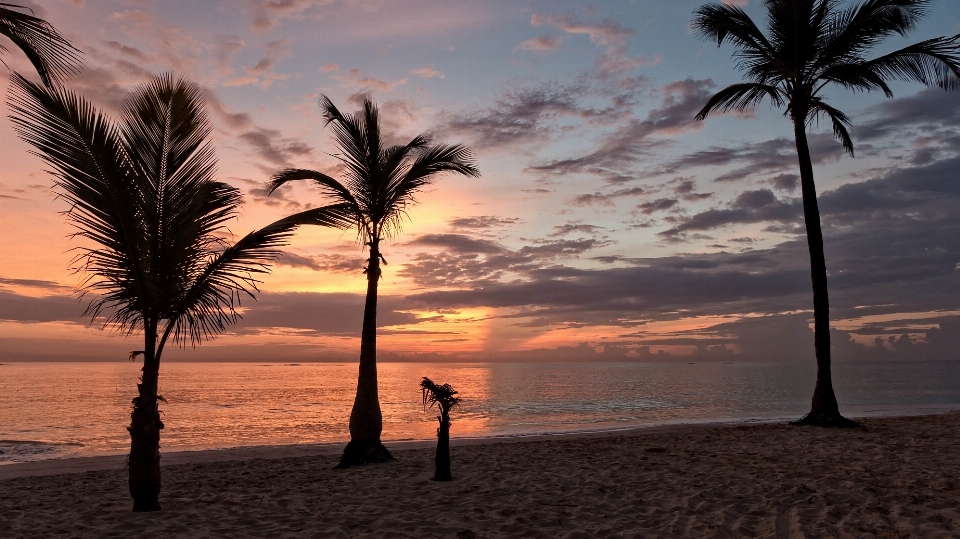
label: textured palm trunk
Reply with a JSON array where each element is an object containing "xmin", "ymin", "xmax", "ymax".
[
  {"xmin": 128, "ymin": 323, "xmax": 164, "ymax": 511},
  {"xmin": 790, "ymin": 119, "xmax": 857, "ymax": 428},
  {"xmin": 433, "ymin": 411, "xmax": 452, "ymax": 481},
  {"xmin": 336, "ymin": 241, "xmax": 394, "ymax": 468}
]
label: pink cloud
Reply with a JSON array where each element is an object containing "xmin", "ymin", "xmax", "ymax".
[
  {"xmin": 518, "ymin": 35, "xmax": 562, "ymax": 52},
  {"xmin": 411, "ymin": 66, "xmax": 445, "ymax": 79}
]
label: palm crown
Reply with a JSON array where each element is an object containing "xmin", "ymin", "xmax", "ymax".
[
  {"xmin": 693, "ymin": 0, "xmax": 960, "ymax": 155},
  {"xmin": 1, "ymin": 2, "xmax": 81, "ymax": 86},
  {"xmin": 7, "ymin": 73, "xmax": 325, "ymax": 355},
  {"xmin": 268, "ymin": 96, "xmax": 479, "ymax": 249}
]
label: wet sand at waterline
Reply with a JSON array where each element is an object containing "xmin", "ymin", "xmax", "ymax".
[{"xmin": 2, "ymin": 414, "xmax": 959, "ymax": 538}]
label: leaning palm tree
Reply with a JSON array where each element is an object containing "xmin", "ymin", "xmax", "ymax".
[
  {"xmin": 1, "ymin": 2, "xmax": 81, "ymax": 86},
  {"xmin": 7, "ymin": 73, "xmax": 335, "ymax": 511},
  {"xmin": 693, "ymin": 0, "xmax": 960, "ymax": 426},
  {"xmin": 420, "ymin": 377, "xmax": 461, "ymax": 481},
  {"xmin": 268, "ymin": 96, "xmax": 479, "ymax": 468}
]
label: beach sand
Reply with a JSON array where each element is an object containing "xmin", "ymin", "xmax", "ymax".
[{"xmin": 2, "ymin": 413, "xmax": 959, "ymax": 538}]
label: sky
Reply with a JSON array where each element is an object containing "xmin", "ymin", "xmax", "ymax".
[{"xmin": 1, "ymin": 0, "xmax": 960, "ymax": 362}]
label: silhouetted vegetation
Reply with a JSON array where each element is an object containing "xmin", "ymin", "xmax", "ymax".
[
  {"xmin": 0, "ymin": 3, "xmax": 81, "ymax": 86},
  {"xmin": 7, "ymin": 73, "xmax": 328, "ymax": 511},
  {"xmin": 693, "ymin": 0, "xmax": 960, "ymax": 427},
  {"xmin": 421, "ymin": 377, "xmax": 461, "ymax": 481},
  {"xmin": 268, "ymin": 96, "xmax": 479, "ymax": 468}
]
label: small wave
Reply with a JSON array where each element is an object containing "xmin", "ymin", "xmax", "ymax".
[{"xmin": 0, "ymin": 440, "xmax": 84, "ymax": 463}]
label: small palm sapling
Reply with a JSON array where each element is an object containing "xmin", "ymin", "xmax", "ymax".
[{"xmin": 420, "ymin": 377, "xmax": 461, "ymax": 481}]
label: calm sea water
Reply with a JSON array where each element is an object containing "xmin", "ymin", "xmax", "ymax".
[{"xmin": 1, "ymin": 360, "xmax": 959, "ymax": 464}]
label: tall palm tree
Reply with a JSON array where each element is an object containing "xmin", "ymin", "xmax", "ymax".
[
  {"xmin": 1, "ymin": 2, "xmax": 81, "ymax": 86},
  {"xmin": 268, "ymin": 96, "xmax": 479, "ymax": 468},
  {"xmin": 7, "ymin": 73, "xmax": 334, "ymax": 511},
  {"xmin": 420, "ymin": 377, "xmax": 461, "ymax": 481},
  {"xmin": 692, "ymin": 0, "xmax": 960, "ymax": 426}
]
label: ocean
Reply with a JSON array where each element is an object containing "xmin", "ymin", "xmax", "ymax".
[{"xmin": 1, "ymin": 360, "xmax": 959, "ymax": 464}]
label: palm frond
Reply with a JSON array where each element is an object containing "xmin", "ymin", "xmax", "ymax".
[
  {"xmin": 6, "ymin": 73, "xmax": 151, "ymax": 329},
  {"xmin": 421, "ymin": 377, "xmax": 461, "ymax": 413},
  {"xmin": 268, "ymin": 167, "xmax": 357, "ymax": 207},
  {"xmin": 0, "ymin": 2, "xmax": 82, "ymax": 86},
  {"xmin": 817, "ymin": 61, "xmax": 894, "ymax": 96},
  {"xmin": 821, "ymin": 0, "xmax": 929, "ymax": 64},
  {"xmin": 694, "ymin": 82, "xmax": 784, "ymax": 121},
  {"xmin": 809, "ymin": 98, "xmax": 855, "ymax": 156},
  {"xmin": 693, "ymin": 2, "xmax": 773, "ymax": 54},
  {"xmin": 861, "ymin": 34, "xmax": 960, "ymax": 90}
]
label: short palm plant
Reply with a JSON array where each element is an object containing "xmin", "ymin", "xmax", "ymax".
[
  {"xmin": 1, "ymin": 2, "xmax": 81, "ymax": 86},
  {"xmin": 693, "ymin": 0, "xmax": 960, "ymax": 426},
  {"xmin": 268, "ymin": 96, "xmax": 479, "ymax": 468},
  {"xmin": 7, "ymin": 73, "xmax": 334, "ymax": 511},
  {"xmin": 420, "ymin": 377, "xmax": 461, "ymax": 481}
]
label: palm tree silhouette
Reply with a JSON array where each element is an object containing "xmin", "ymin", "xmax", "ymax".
[
  {"xmin": 268, "ymin": 95, "xmax": 479, "ymax": 468},
  {"xmin": 693, "ymin": 0, "xmax": 960, "ymax": 426},
  {"xmin": 8, "ymin": 73, "xmax": 332, "ymax": 511},
  {"xmin": 1, "ymin": 3, "xmax": 81, "ymax": 86},
  {"xmin": 420, "ymin": 377, "xmax": 461, "ymax": 481}
]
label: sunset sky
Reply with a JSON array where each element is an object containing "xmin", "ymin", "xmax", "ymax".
[{"xmin": 2, "ymin": 0, "xmax": 960, "ymax": 362}]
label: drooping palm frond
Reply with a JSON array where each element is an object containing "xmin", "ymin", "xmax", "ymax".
[
  {"xmin": 808, "ymin": 97, "xmax": 855, "ymax": 156},
  {"xmin": 421, "ymin": 377, "xmax": 461, "ymax": 414},
  {"xmin": 0, "ymin": 2, "xmax": 81, "ymax": 86},
  {"xmin": 160, "ymin": 204, "xmax": 350, "ymax": 351},
  {"xmin": 693, "ymin": 82, "xmax": 785, "ymax": 121},
  {"xmin": 862, "ymin": 34, "xmax": 960, "ymax": 90},
  {"xmin": 6, "ymin": 73, "xmax": 149, "ymax": 329}
]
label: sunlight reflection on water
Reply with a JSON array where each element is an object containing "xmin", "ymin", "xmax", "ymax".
[{"xmin": 1, "ymin": 360, "xmax": 959, "ymax": 463}]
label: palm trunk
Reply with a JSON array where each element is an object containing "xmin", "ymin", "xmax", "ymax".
[
  {"xmin": 336, "ymin": 240, "xmax": 394, "ymax": 468},
  {"xmin": 128, "ymin": 322, "xmax": 164, "ymax": 511},
  {"xmin": 433, "ymin": 411, "xmax": 452, "ymax": 481},
  {"xmin": 790, "ymin": 119, "xmax": 857, "ymax": 428}
]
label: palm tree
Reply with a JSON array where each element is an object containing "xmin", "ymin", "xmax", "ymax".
[
  {"xmin": 420, "ymin": 377, "xmax": 461, "ymax": 481},
  {"xmin": 7, "ymin": 73, "xmax": 335, "ymax": 511},
  {"xmin": 1, "ymin": 2, "xmax": 81, "ymax": 86},
  {"xmin": 268, "ymin": 96, "xmax": 479, "ymax": 468},
  {"xmin": 692, "ymin": 0, "xmax": 960, "ymax": 426}
]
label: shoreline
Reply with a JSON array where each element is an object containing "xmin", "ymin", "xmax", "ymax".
[{"xmin": 4, "ymin": 405, "xmax": 957, "ymax": 481}]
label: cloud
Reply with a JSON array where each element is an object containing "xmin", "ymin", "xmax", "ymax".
[
  {"xmin": 660, "ymin": 133, "xmax": 844, "ymax": 183},
  {"xmin": 448, "ymin": 216, "xmax": 520, "ymax": 230},
  {"xmin": 528, "ymin": 79, "xmax": 715, "ymax": 182},
  {"xmin": 549, "ymin": 223, "xmax": 603, "ymax": 237},
  {"xmin": 658, "ymin": 189, "xmax": 800, "ymax": 241},
  {"xmin": 238, "ymin": 127, "xmax": 312, "ymax": 169},
  {"xmin": 249, "ymin": 0, "xmax": 333, "ymax": 34},
  {"xmin": 224, "ymin": 39, "xmax": 291, "ymax": 88},
  {"xmin": 518, "ymin": 35, "xmax": 562, "ymax": 52},
  {"xmin": 331, "ymin": 68, "xmax": 408, "ymax": 94},
  {"xmin": 400, "ymin": 233, "xmax": 611, "ymax": 288},
  {"xmin": 441, "ymin": 81, "xmax": 625, "ymax": 149},
  {"xmin": 277, "ymin": 252, "xmax": 362, "ymax": 274},
  {"xmin": 568, "ymin": 186, "xmax": 645, "ymax": 207},
  {"xmin": 0, "ymin": 290, "xmax": 84, "ymax": 323},
  {"xmin": 530, "ymin": 12, "xmax": 657, "ymax": 74},
  {"xmin": 638, "ymin": 198, "xmax": 679, "ymax": 214},
  {"xmin": 411, "ymin": 66, "xmax": 444, "ymax": 79}
]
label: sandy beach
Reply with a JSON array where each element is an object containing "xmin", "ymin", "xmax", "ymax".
[{"xmin": 2, "ymin": 413, "xmax": 959, "ymax": 538}]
